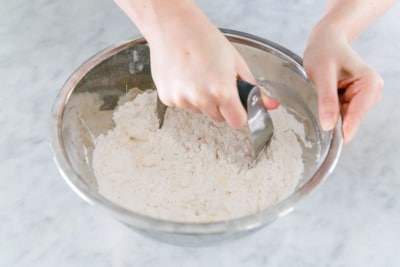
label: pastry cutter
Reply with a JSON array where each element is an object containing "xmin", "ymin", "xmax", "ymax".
[{"xmin": 156, "ymin": 79, "xmax": 274, "ymax": 167}]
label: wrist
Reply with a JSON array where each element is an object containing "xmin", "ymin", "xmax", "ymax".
[
  {"xmin": 114, "ymin": 0, "xmax": 198, "ymax": 43},
  {"xmin": 314, "ymin": 0, "xmax": 395, "ymax": 45},
  {"xmin": 310, "ymin": 17, "xmax": 351, "ymax": 45}
]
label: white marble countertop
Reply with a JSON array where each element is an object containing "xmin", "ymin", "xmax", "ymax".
[{"xmin": 1, "ymin": 0, "xmax": 399, "ymax": 266}]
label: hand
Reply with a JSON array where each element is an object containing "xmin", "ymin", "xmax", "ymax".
[
  {"xmin": 142, "ymin": 2, "xmax": 279, "ymax": 129},
  {"xmin": 304, "ymin": 24, "xmax": 383, "ymax": 144}
]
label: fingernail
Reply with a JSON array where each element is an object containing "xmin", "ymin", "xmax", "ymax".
[
  {"xmin": 342, "ymin": 119, "xmax": 355, "ymax": 145},
  {"xmin": 321, "ymin": 113, "xmax": 335, "ymax": 131}
]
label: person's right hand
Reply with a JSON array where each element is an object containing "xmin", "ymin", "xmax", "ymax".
[{"xmin": 116, "ymin": 0, "xmax": 279, "ymax": 129}]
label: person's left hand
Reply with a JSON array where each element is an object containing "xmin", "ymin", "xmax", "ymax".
[{"xmin": 303, "ymin": 24, "xmax": 384, "ymax": 145}]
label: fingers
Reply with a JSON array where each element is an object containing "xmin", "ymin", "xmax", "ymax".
[
  {"xmin": 156, "ymin": 50, "xmax": 277, "ymax": 129},
  {"xmin": 192, "ymin": 91, "xmax": 225, "ymax": 122},
  {"xmin": 158, "ymin": 81, "xmax": 240, "ymax": 126},
  {"xmin": 305, "ymin": 62, "xmax": 340, "ymax": 131},
  {"xmin": 340, "ymin": 71, "xmax": 383, "ymax": 144},
  {"xmin": 158, "ymin": 79, "xmax": 279, "ymax": 129},
  {"xmin": 261, "ymin": 93, "xmax": 280, "ymax": 110},
  {"xmin": 234, "ymin": 54, "xmax": 280, "ymax": 120},
  {"xmin": 306, "ymin": 53, "xmax": 383, "ymax": 145},
  {"xmin": 201, "ymin": 106, "xmax": 224, "ymax": 122},
  {"xmin": 235, "ymin": 52, "xmax": 280, "ymax": 109},
  {"xmin": 217, "ymin": 79, "xmax": 248, "ymax": 129}
]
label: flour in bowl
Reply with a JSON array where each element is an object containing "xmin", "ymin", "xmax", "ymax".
[{"xmin": 93, "ymin": 89, "xmax": 305, "ymax": 222}]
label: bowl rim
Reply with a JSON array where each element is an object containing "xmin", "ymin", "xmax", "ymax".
[{"xmin": 49, "ymin": 29, "xmax": 342, "ymax": 234}]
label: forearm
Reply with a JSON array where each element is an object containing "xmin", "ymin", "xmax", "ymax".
[
  {"xmin": 114, "ymin": 0, "xmax": 199, "ymax": 43},
  {"xmin": 315, "ymin": 0, "xmax": 395, "ymax": 43}
]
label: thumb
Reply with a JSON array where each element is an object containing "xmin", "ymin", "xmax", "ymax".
[
  {"xmin": 306, "ymin": 62, "xmax": 340, "ymax": 131},
  {"xmin": 236, "ymin": 55, "xmax": 280, "ymax": 110}
]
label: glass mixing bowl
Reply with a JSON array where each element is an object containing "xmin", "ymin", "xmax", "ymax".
[{"xmin": 50, "ymin": 29, "xmax": 342, "ymax": 245}]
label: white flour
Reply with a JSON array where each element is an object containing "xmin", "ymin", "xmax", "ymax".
[{"xmin": 93, "ymin": 90, "xmax": 305, "ymax": 222}]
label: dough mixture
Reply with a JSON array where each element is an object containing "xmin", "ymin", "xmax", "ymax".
[{"xmin": 93, "ymin": 89, "xmax": 306, "ymax": 222}]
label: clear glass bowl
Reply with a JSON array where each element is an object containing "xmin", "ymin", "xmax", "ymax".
[{"xmin": 50, "ymin": 29, "xmax": 342, "ymax": 246}]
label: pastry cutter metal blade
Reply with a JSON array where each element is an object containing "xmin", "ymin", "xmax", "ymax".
[{"xmin": 237, "ymin": 79, "xmax": 274, "ymax": 167}]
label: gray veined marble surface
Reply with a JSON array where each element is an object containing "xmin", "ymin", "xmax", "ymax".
[{"xmin": 1, "ymin": 0, "xmax": 400, "ymax": 266}]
